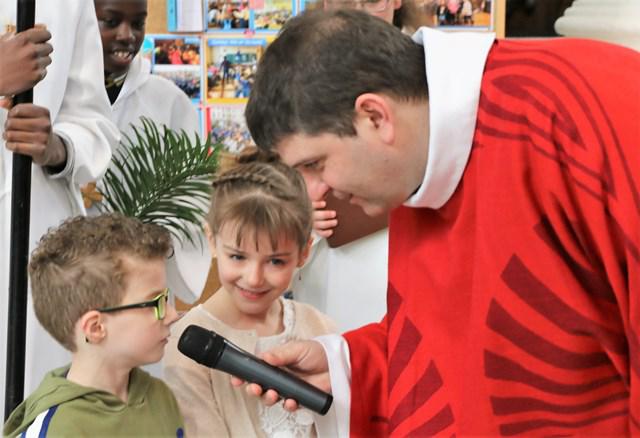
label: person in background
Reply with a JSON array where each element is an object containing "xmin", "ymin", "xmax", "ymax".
[
  {"xmin": 93, "ymin": 0, "xmax": 199, "ymax": 140},
  {"xmin": 0, "ymin": 0, "xmax": 119, "ymax": 416},
  {"xmin": 164, "ymin": 150, "xmax": 339, "ymax": 437},
  {"xmin": 91, "ymin": 0, "xmax": 208, "ymax": 333},
  {"xmin": 242, "ymin": 9, "xmax": 639, "ymax": 436},
  {"xmin": 461, "ymin": 0, "xmax": 473, "ymax": 24},
  {"xmin": 3, "ymin": 214, "xmax": 183, "ymax": 437},
  {"xmin": 436, "ymin": 0, "xmax": 447, "ymax": 24}
]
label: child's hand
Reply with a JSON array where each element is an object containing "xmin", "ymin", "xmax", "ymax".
[
  {"xmin": 231, "ymin": 340, "xmax": 331, "ymax": 412},
  {"xmin": 312, "ymin": 200, "xmax": 337, "ymax": 238},
  {"xmin": 0, "ymin": 27, "xmax": 53, "ymax": 97},
  {"xmin": 4, "ymin": 103, "xmax": 67, "ymax": 168}
]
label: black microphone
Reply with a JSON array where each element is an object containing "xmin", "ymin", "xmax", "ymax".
[{"xmin": 177, "ymin": 324, "xmax": 333, "ymax": 415}]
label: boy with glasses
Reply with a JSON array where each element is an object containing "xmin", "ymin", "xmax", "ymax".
[{"xmin": 3, "ymin": 214, "xmax": 184, "ymax": 437}]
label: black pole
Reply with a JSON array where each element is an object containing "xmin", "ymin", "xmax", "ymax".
[{"xmin": 4, "ymin": 0, "xmax": 36, "ymax": 421}]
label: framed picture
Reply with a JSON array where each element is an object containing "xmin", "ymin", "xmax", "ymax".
[
  {"xmin": 206, "ymin": 0, "xmax": 251, "ymax": 31},
  {"xmin": 205, "ymin": 103, "xmax": 255, "ymax": 153},
  {"xmin": 204, "ymin": 0, "xmax": 295, "ymax": 32},
  {"xmin": 251, "ymin": 0, "xmax": 296, "ymax": 31},
  {"xmin": 430, "ymin": 0, "xmax": 505, "ymax": 36},
  {"xmin": 145, "ymin": 35, "xmax": 204, "ymax": 103},
  {"xmin": 299, "ymin": 0, "xmax": 505, "ymax": 37},
  {"xmin": 204, "ymin": 37, "xmax": 268, "ymax": 102},
  {"xmin": 167, "ymin": 0, "xmax": 206, "ymax": 32}
]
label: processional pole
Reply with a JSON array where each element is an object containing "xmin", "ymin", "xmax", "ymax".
[{"xmin": 4, "ymin": 0, "xmax": 36, "ymax": 421}]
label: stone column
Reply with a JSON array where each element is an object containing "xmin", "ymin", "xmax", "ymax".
[{"xmin": 555, "ymin": 0, "xmax": 640, "ymax": 51}]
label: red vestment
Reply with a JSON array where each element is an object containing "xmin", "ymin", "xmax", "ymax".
[{"xmin": 345, "ymin": 38, "xmax": 640, "ymax": 436}]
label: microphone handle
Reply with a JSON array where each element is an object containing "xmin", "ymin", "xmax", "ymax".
[{"xmin": 217, "ymin": 342, "xmax": 333, "ymax": 415}]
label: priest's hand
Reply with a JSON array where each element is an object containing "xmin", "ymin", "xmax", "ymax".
[
  {"xmin": 4, "ymin": 103, "xmax": 67, "ymax": 169},
  {"xmin": 0, "ymin": 27, "xmax": 53, "ymax": 97},
  {"xmin": 231, "ymin": 340, "xmax": 330, "ymax": 412}
]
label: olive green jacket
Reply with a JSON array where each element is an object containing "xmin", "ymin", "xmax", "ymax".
[{"xmin": 4, "ymin": 366, "xmax": 184, "ymax": 437}]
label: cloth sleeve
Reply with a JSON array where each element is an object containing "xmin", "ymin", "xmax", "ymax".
[
  {"xmin": 314, "ymin": 334, "xmax": 351, "ymax": 438},
  {"xmin": 48, "ymin": 0, "xmax": 118, "ymax": 185},
  {"xmin": 343, "ymin": 320, "xmax": 388, "ymax": 437}
]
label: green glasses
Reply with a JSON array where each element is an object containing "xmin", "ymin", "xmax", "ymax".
[{"xmin": 97, "ymin": 288, "xmax": 169, "ymax": 320}]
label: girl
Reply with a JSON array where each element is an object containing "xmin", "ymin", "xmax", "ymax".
[{"xmin": 164, "ymin": 151, "xmax": 338, "ymax": 438}]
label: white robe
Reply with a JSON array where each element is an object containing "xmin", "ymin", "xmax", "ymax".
[
  {"xmin": 290, "ymin": 231, "xmax": 388, "ymax": 332},
  {"xmin": 111, "ymin": 54, "xmax": 200, "ymax": 141},
  {"xmin": 108, "ymin": 54, "xmax": 210, "ymax": 308},
  {"xmin": 0, "ymin": 0, "xmax": 119, "ymax": 415}
]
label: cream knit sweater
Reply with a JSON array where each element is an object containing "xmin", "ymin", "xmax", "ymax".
[{"xmin": 164, "ymin": 298, "xmax": 337, "ymax": 437}]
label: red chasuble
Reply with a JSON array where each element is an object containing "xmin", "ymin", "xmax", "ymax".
[{"xmin": 345, "ymin": 38, "xmax": 640, "ymax": 436}]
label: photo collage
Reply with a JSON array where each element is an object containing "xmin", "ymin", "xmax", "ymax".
[
  {"xmin": 155, "ymin": 0, "xmax": 496, "ymax": 151},
  {"xmin": 149, "ymin": 0, "xmax": 302, "ymax": 151}
]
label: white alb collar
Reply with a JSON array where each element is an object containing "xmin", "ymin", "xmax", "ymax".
[
  {"xmin": 114, "ymin": 54, "xmax": 152, "ymax": 105},
  {"xmin": 404, "ymin": 27, "xmax": 495, "ymax": 209}
]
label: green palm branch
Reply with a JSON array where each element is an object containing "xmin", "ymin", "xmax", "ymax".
[{"xmin": 98, "ymin": 117, "xmax": 220, "ymax": 246}]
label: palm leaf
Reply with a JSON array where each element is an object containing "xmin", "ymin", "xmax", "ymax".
[{"xmin": 98, "ymin": 117, "xmax": 221, "ymax": 245}]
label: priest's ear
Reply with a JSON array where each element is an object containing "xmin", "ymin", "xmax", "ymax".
[{"xmin": 353, "ymin": 93, "xmax": 395, "ymax": 146}]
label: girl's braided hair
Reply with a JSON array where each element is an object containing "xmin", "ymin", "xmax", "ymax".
[{"xmin": 208, "ymin": 148, "xmax": 312, "ymax": 251}]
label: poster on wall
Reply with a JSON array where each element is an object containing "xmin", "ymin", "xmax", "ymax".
[
  {"xmin": 204, "ymin": 0, "xmax": 295, "ymax": 31},
  {"xmin": 251, "ymin": 0, "xmax": 295, "ymax": 30},
  {"xmin": 300, "ymin": 0, "xmax": 502, "ymax": 34},
  {"xmin": 167, "ymin": 0, "xmax": 206, "ymax": 31},
  {"xmin": 431, "ymin": 0, "xmax": 494, "ymax": 29},
  {"xmin": 204, "ymin": 37, "xmax": 267, "ymax": 102},
  {"xmin": 144, "ymin": 35, "xmax": 204, "ymax": 103},
  {"xmin": 205, "ymin": 104, "xmax": 255, "ymax": 153}
]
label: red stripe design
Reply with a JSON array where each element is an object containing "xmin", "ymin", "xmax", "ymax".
[
  {"xmin": 498, "ymin": 409, "xmax": 629, "ymax": 436},
  {"xmin": 486, "ymin": 300, "xmax": 610, "ymax": 369},
  {"xmin": 534, "ymin": 216, "xmax": 617, "ymax": 303},
  {"xmin": 374, "ymin": 38, "xmax": 638, "ymax": 437},
  {"xmin": 389, "ymin": 361, "xmax": 445, "ymax": 430},
  {"xmin": 491, "ymin": 392, "xmax": 628, "ymax": 415},
  {"xmin": 407, "ymin": 405, "xmax": 455, "ymax": 437},
  {"xmin": 501, "ymin": 256, "xmax": 627, "ymax": 356}
]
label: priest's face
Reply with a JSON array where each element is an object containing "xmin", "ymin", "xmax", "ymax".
[
  {"xmin": 95, "ymin": 0, "xmax": 147, "ymax": 76},
  {"xmin": 277, "ymin": 132, "xmax": 413, "ymax": 217}
]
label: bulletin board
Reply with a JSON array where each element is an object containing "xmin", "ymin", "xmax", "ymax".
[
  {"xmin": 142, "ymin": 0, "xmax": 509, "ymax": 310},
  {"xmin": 147, "ymin": 0, "xmax": 169, "ymax": 34},
  {"xmin": 145, "ymin": 0, "xmax": 507, "ymax": 262},
  {"xmin": 430, "ymin": 0, "xmax": 505, "ymax": 37},
  {"xmin": 146, "ymin": 0, "xmax": 506, "ymax": 142}
]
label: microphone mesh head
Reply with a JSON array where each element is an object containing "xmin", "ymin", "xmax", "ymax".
[{"xmin": 177, "ymin": 324, "xmax": 225, "ymax": 367}]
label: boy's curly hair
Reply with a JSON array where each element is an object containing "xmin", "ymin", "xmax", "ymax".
[{"xmin": 28, "ymin": 213, "xmax": 172, "ymax": 351}]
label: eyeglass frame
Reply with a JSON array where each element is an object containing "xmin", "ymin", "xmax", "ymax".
[
  {"xmin": 96, "ymin": 288, "xmax": 170, "ymax": 321},
  {"xmin": 323, "ymin": 0, "xmax": 391, "ymax": 13}
]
